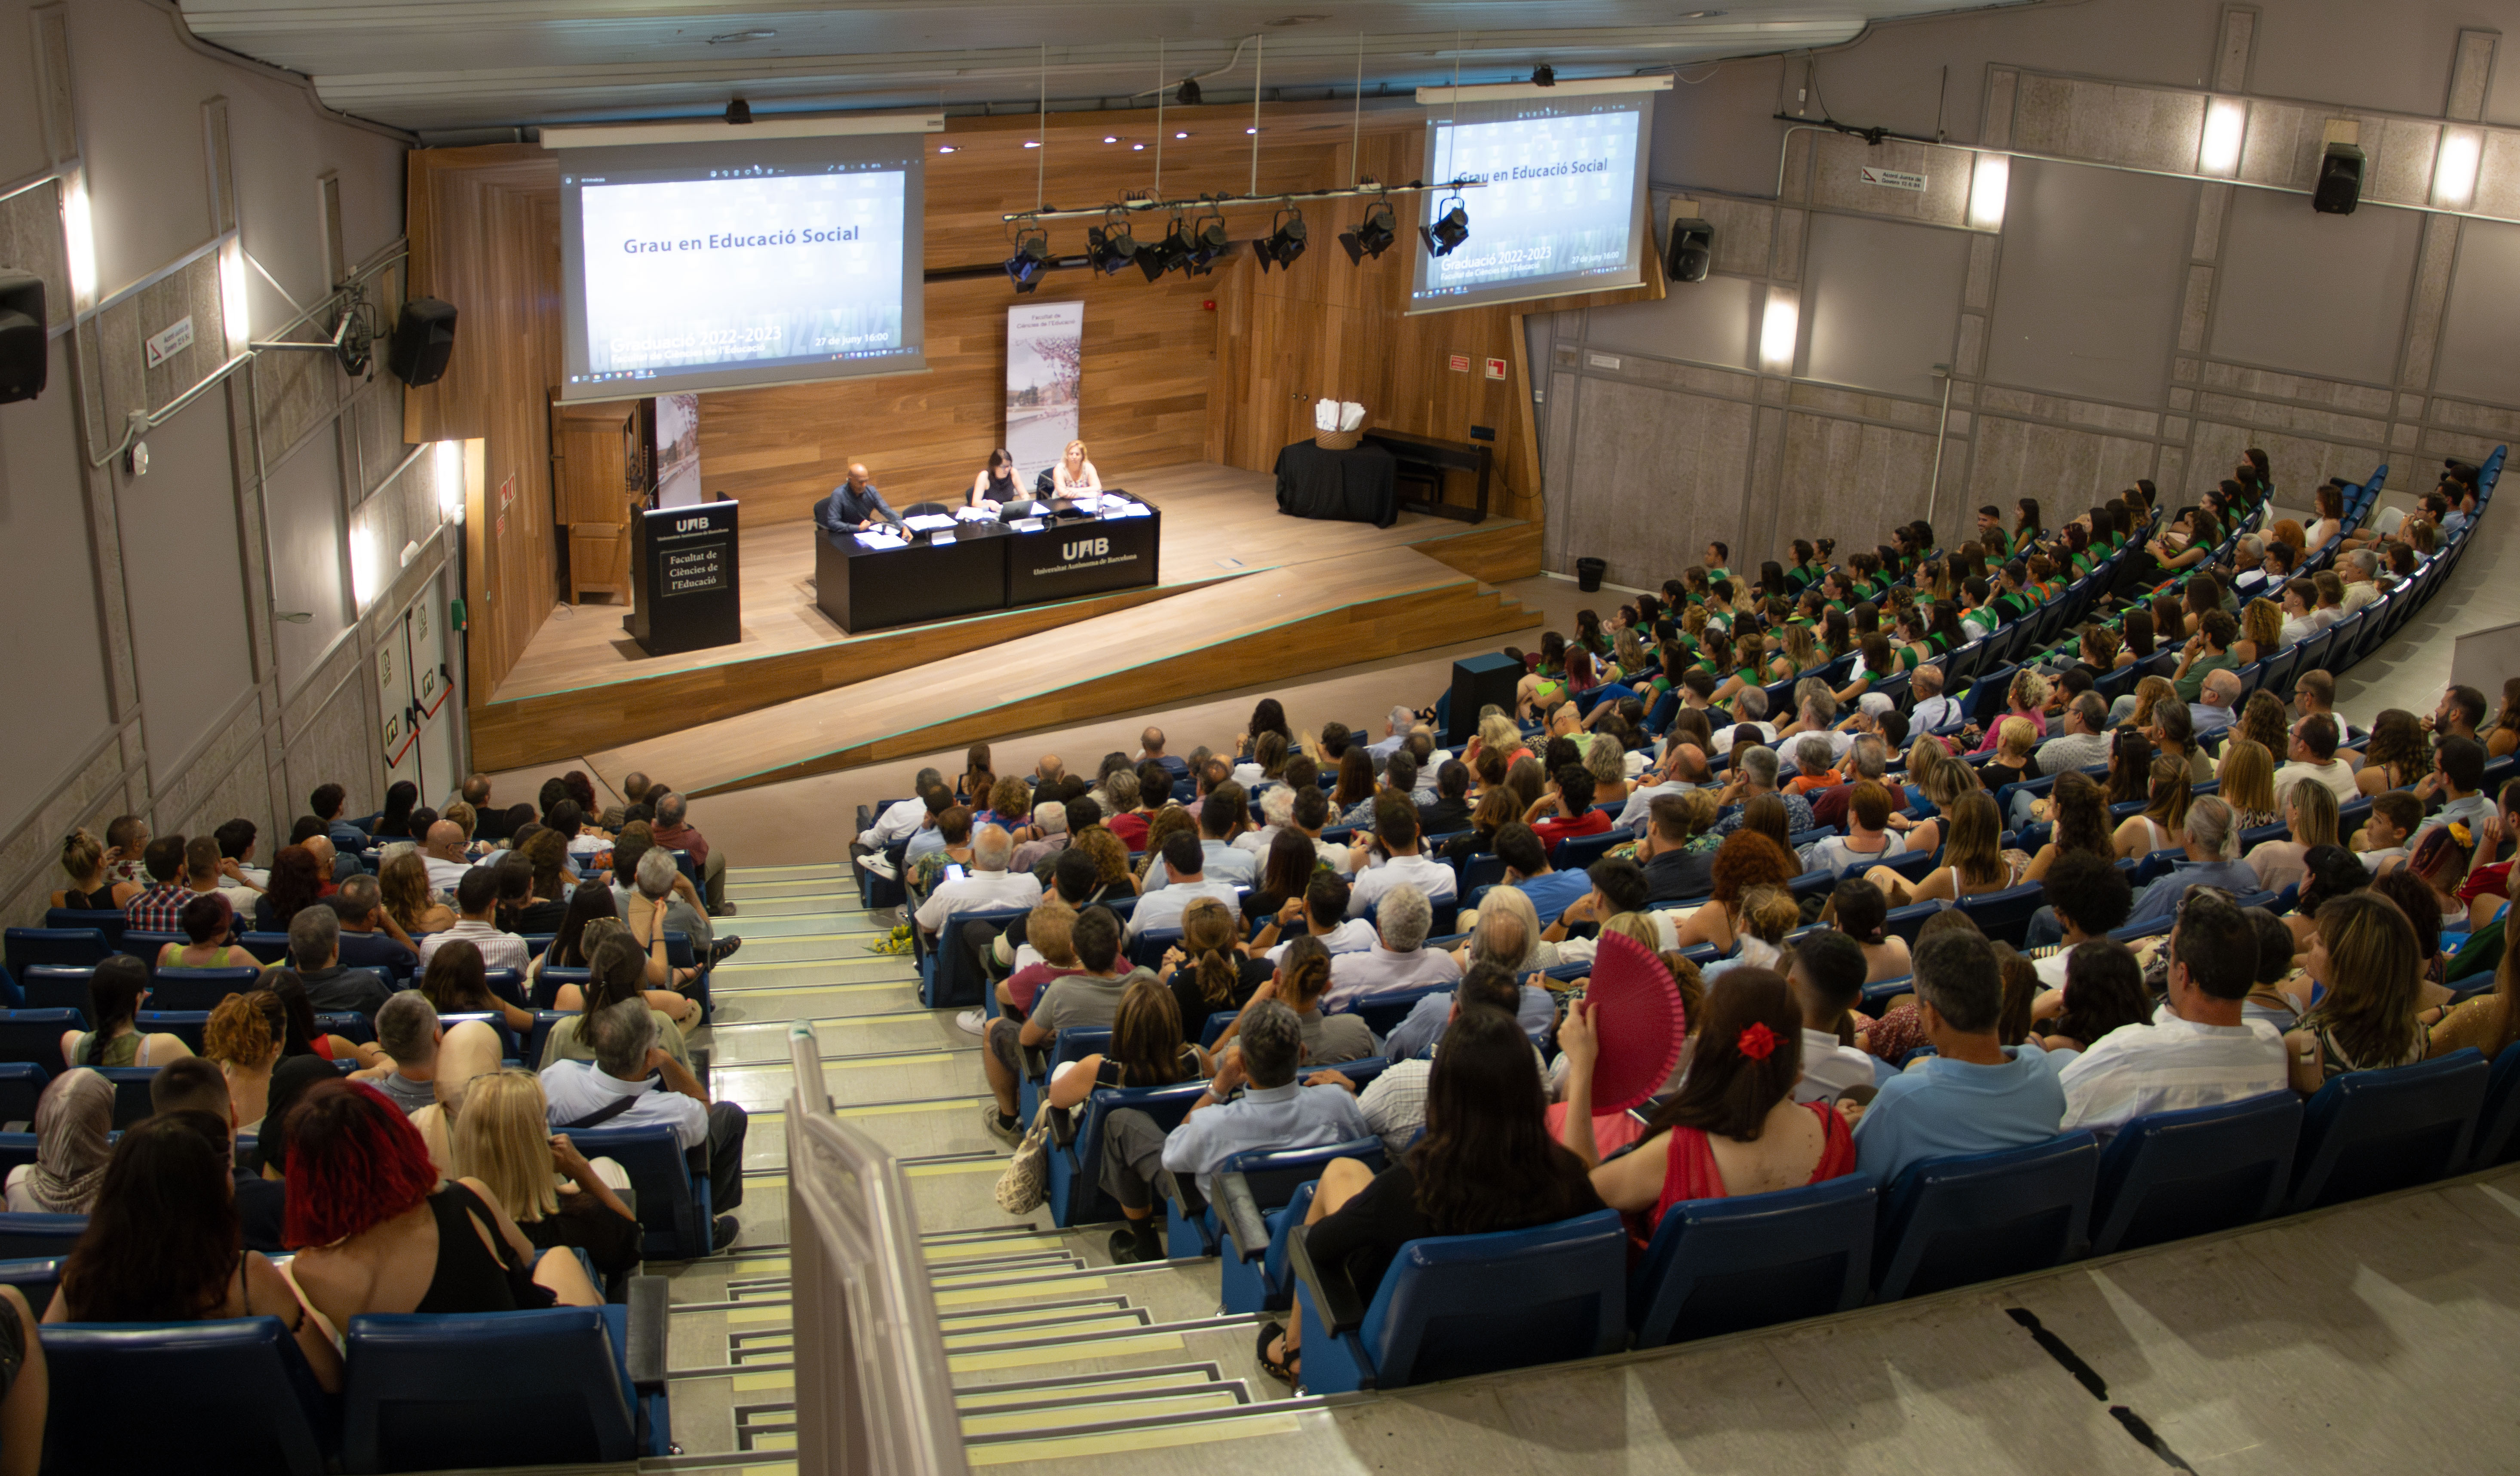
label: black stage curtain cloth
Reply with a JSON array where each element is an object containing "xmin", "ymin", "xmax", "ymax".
[{"xmin": 1274, "ymin": 440, "xmax": 1397, "ymax": 528}]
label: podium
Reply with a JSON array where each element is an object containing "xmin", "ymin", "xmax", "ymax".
[{"xmin": 626, "ymin": 498, "xmax": 741, "ymax": 656}]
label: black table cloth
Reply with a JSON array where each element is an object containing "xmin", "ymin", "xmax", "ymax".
[{"xmin": 1274, "ymin": 439, "xmax": 1399, "ymax": 528}]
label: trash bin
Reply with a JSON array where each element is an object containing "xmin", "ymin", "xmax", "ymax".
[{"xmin": 1576, "ymin": 557, "xmax": 1607, "ymax": 592}]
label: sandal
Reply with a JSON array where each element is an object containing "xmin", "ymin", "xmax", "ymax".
[{"xmin": 1253, "ymin": 1322, "xmax": 1298, "ymax": 1387}]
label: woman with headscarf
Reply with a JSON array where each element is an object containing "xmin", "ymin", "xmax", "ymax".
[{"xmin": 3, "ymin": 1068, "xmax": 114, "ymax": 1215}]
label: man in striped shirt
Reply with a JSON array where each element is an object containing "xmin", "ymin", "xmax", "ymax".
[{"xmin": 123, "ymin": 836, "xmax": 196, "ymax": 934}]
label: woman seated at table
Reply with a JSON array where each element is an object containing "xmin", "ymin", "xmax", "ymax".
[
  {"xmin": 1051, "ymin": 439, "xmax": 1102, "ymax": 498},
  {"xmin": 969, "ymin": 447, "xmax": 1020, "ymax": 514}
]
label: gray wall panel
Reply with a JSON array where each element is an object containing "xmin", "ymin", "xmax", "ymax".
[
  {"xmin": 1986, "ymin": 160, "xmax": 2195, "ymax": 406},
  {"xmin": 2212, "ymin": 187, "xmax": 2421, "ymax": 386}
]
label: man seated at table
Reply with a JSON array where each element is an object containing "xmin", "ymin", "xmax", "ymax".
[{"xmin": 818, "ymin": 462, "xmax": 901, "ymax": 531}]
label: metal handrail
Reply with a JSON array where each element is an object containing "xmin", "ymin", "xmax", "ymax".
[{"xmin": 783, "ymin": 1022, "xmax": 969, "ymax": 1476}]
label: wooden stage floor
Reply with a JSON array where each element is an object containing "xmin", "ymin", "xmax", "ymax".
[
  {"xmin": 472, "ymin": 463, "xmax": 1541, "ymax": 774},
  {"xmin": 493, "ymin": 462, "xmax": 1520, "ymax": 706}
]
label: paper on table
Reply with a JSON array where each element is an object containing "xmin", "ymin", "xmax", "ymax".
[
  {"xmin": 902, "ymin": 514, "xmax": 957, "ymax": 532},
  {"xmin": 953, "ymin": 506, "xmax": 997, "ymax": 522},
  {"xmin": 853, "ymin": 530, "xmax": 907, "ymax": 549}
]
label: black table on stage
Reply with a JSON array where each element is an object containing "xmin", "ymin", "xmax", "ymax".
[
  {"xmin": 1273, "ymin": 439, "xmax": 1399, "ymax": 528},
  {"xmin": 813, "ymin": 492, "xmax": 1162, "ymax": 634}
]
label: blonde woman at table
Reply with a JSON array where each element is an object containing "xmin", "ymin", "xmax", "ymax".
[
  {"xmin": 1053, "ymin": 440, "xmax": 1103, "ymax": 497},
  {"xmin": 969, "ymin": 448, "xmax": 1020, "ymax": 514}
]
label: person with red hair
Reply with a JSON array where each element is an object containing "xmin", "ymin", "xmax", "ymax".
[
  {"xmin": 282, "ymin": 1078, "xmax": 600, "ymax": 1332},
  {"xmin": 1670, "ymin": 830, "xmax": 1799, "ymax": 954}
]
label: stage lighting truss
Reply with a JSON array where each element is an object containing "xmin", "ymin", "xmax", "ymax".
[
  {"xmin": 1136, "ymin": 211, "xmax": 1197, "ymax": 281},
  {"xmin": 1087, "ymin": 208, "xmax": 1139, "ymax": 275},
  {"xmin": 1252, "ymin": 204, "xmax": 1308, "ymax": 272},
  {"xmin": 1421, "ymin": 193, "xmax": 1470, "ymax": 258},
  {"xmin": 1338, "ymin": 189, "xmax": 1398, "ymax": 264},
  {"xmin": 1003, "ymin": 218, "xmax": 1051, "ymax": 293}
]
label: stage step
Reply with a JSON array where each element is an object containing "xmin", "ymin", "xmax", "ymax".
[{"xmin": 586, "ymin": 543, "xmax": 1536, "ymax": 798}]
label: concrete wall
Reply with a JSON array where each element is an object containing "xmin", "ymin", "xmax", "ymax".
[
  {"xmin": 1537, "ymin": 0, "xmax": 2520, "ymax": 587},
  {"xmin": 0, "ymin": 0, "xmax": 454, "ymax": 928}
]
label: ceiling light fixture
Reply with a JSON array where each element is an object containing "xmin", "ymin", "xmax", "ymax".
[
  {"xmin": 1339, "ymin": 193, "xmax": 1398, "ymax": 263},
  {"xmin": 1175, "ymin": 131, "xmax": 1189, "ymax": 139},
  {"xmin": 1252, "ymin": 205, "xmax": 1308, "ymax": 271},
  {"xmin": 937, "ymin": 144, "xmax": 957, "ymax": 153},
  {"xmin": 724, "ymin": 97, "xmax": 752, "ymax": 125},
  {"xmin": 1184, "ymin": 202, "xmax": 1231, "ymax": 274},
  {"xmin": 1421, "ymin": 193, "xmax": 1470, "ymax": 257},
  {"xmin": 1023, "ymin": 140, "xmax": 1040, "ymax": 148},
  {"xmin": 1004, "ymin": 220, "xmax": 1051, "ymax": 293},
  {"xmin": 1136, "ymin": 212, "xmax": 1196, "ymax": 280},
  {"xmin": 1105, "ymin": 135, "xmax": 1119, "ymax": 144},
  {"xmin": 1177, "ymin": 79, "xmax": 1202, "ymax": 105},
  {"xmin": 1530, "ymin": 64, "xmax": 1556, "ymax": 87}
]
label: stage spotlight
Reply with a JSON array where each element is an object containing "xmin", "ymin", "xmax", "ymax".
[
  {"xmin": 1177, "ymin": 78, "xmax": 1203, "ymax": 105},
  {"xmin": 1184, "ymin": 206, "xmax": 1232, "ymax": 274},
  {"xmin": 1087, "ymin": 212, "xmax": 1139, "ymax": 275},
  {"xmin": 1137, "ymin": 215, "xmax": 1195, "ymax": 280},
  {"xmin": 1421, "ymin": 195, "xmax": 1470, "ymax": 257},
  {"xmin": 1339, "ymin": 198, "xmax": 1398, "ymax": 264},
  {"xmin": 1003, "ymin": 224, "xmax": 1050, "ymax": 294},
  {"xmin": 1530, "ymin": 64, "xmax": 1556, "ymax": 86},
  {"xmin": 1252, "ymin": 206, "xmax": 1308, "ymax": 272}
]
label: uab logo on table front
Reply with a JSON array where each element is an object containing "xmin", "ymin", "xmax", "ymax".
[{"xmin": 1061, "ymin": 537, "xmax": 1109, "ymax": 559}]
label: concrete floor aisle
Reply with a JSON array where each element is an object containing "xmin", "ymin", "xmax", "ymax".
[{"xmin": 653, "ymin": 865, "xmax": 1311, "ymax": 1476}]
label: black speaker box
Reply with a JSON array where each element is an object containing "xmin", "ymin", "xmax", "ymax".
[
  {"xmin": 388, "ymin": 297, "xmax": 457, "ymax": 387},
  {"xmin": 0, "ymin": 271, "xmax": 46, "ymax": 404},
  {"xmin": 2312, "ymin": 142, "xmax": 2364, "ymax": 215},
  {"xmin": 1447, "ymin": 654, "xmax": 1524, "ymax": 748},
  {"xmin": 1665, "ymin": 220, "xmax": 1714, "ymax": 283}
]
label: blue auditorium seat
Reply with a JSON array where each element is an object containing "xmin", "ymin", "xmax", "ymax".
[
  {"xmin": 2287, "ymin": 1050, "xmax": 2488, "ymax": 1212},
  {"xmin": 535, "ymin": 965, "xmax": 589, "ymax": 1010},
  {"xmin": 1872, "ymin": 1133, "xmax": 2099, "ymax": 1301},
  {"xmin": 1290, "ymin": 1208, "xmax": 1627, "ymax": 1393},
  {"xmin": 0, "ymin": 1134, "xmax": 33, "ymax": 1177},
  {"xmin": 0, "ymin": 1212, "xmax": 88, "ymax": 1258},
  {"xmin": 1197, "ymin": 1135, "xmax": 1386, "ymax": 1269},
  {"xmin": 98, "ymin": 1067, "xmax": 157, "ymax": 1128},
  {"xmin": 2468, "ymin": 1041, "xmax": 2520, "ymax": 1171},
  {"xmin": 3, "ymin": 928, "xmax": 112, "ymax": 979},
  {"xmin": 1881, "ymin": 902, "xmax": 1945, "ymax": 945},
  {"xmin": 0, "ymin": 1065, "xmax": 42, "ymax": 1127},
  {"xmin": 1338, "ymin": 983, "xmax": 1449, "ymax": 1039},
  {"xmin": 147, "ymin": 967, "xmax": 261, "ymax": 1010},
  {"xmin": 563, "ymin": 1125, "xmax": 715, "ymax": 1260},
  {"xmin": 40, "ymin": 911, "xmax": 125, "ymax": 948},
  {"xmin": 1122, "ymin": 927, "xmax": 1183, "ymax": 974},
  {"xmin": 0, "ymin": 1255, "xmax": 61, "ymax": 1310},
  {"xmin": 341, "ymin": 1302, "xmax": 667, "ymax": 1472},
  {"xmin": 1049, "ymin": 1080, "xmax": 1205, "ymax": 1227},
  {"xmin": 1628, "ymin": 1172, "xmax": 1878, "ymax": 1347},
  {"xmin": 40, "ymin": 1315, "xmax": 334, "ymax": 1474},
  {"xmin": 1955, "ymin": 882, "xmax": 2048, "ymax": 947},
  {"xmin": 134, "ymin": 1010, "xmax": 211, "ymax": 1054},
  {"xmin": 1019, "ymin": 1027, "xmax": 1108, "ymax": 1124},
  {"xmin": 921, "ymin": 905, "xmax": 1028, "ymax": 1008},
  {"xmin": 2087, "ymin": 1092, "xmax": 2299, "ymax": 1255},
  {"xmin": 19, "ymin": 965, "xmax": 92, "ymax": 1015},
  {"xmin": 0, "ymin": 1010, "xmax": 79, "ymax": 1071}
]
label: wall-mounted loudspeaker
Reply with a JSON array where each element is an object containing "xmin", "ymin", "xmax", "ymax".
[
  {"xmin": 388, "ymin": 297, "xmax": 458, "ymax": 387},
  {"xmin": 0, "ymin": 270, "xmax": 46, "ymax": 404},
  {"xmin": 2312, "ymin": 141, "xmax": 2364, "ymax": 215}
]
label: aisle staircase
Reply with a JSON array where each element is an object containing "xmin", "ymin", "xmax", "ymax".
[{"xmin": 655, "ymin": 862, "xmax": 1311, "ymax": 1474}]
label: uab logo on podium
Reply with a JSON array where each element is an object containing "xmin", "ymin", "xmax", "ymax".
[{"xmin": 1061, "ymin": 537, "xmax": 1109, "ymax": 560}]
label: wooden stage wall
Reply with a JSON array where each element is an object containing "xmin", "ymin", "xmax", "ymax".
[{"xmin": 402, "ymin": 101, "xmax": 1652, "ymax": 706}]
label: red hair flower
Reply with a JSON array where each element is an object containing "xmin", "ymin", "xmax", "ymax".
[{"xmin": 1736, "ymin": 1022, "xmax": 1779, "ymax": 1061}]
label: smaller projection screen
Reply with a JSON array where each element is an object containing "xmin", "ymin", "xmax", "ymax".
[
  {"xmin": 558, "ymin": 131, "xmax": 925, "ymax": 400},
  {"xmin": 1409, "ymin": 92, "xmax": 1653, "ymax": 313}
]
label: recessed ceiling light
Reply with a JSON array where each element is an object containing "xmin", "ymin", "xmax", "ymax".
[
  {"xmin": 937, "ymin": 144, "xmax": 957, "ymax": 153},
  {"xmin": 1104, "ymin": 135, "xmax": 1119, "ymax": 143},
  {"xmin": 1023, "ymin": 140, "xmax": 1040, "ymax": 148},
  {"xmin": 1175, "ymin": 131, "xmax": 1189, "ymax": 139},
  {"xmin": 1133, "ymin": 143, "xmax": 1145, "ymax": 150},
  {"xmin": 707, "ymin": 28, "xmax": 776, "ymax": 43},
  {"xmin": 1246, "ymin": 126, "xmax": 1259, "ymax": 135}
]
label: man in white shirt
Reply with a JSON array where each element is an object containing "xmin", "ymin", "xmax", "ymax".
[
  {"xmin": 1323, "ymin": 884, "xmax": 1462, "ymax": 1011},
  {"xmin": 421, "ymin": 819, "xmax": 475, "ymax": 894},
  {"xmin": 1909, "ymin": 665, "xmax": 1964, "ymax": 736},
  {"xmin": 1142, "ymin": 785, "xmax": 1260, "ymax": 890},
  {"xmin": 2337, "ymin": 549, "xmax": 2383, "ymax": 613},
  {"xmin": 416, "ymin": 868, "xmax": 531, "ymax": 973},
  {"xmin": 1786, "ymin": 934, "xmax": 1881, "ymax": 1105},
  {"xmin": 2187, "ymin": 667, "xmax": 2242, "ymax": 739},
  {"xmin": 862, "ymin": 769, "xmax": 943, "ymax": 850},
  {"xmin": 1710, "ymin": 687, "xmax": 1776, "ymax": 751},
  {"xmin": 2032, "ymin": 693, "xmax": 2112, "ymax": 782},
  {"xmin": 1344, "ymin": 807, "xmax": 1458, "ymax": 917},
  {"xmin": 1124, "ymin": 830, "xmax": 1242, "ymax": 942},
  {"xmin": 2271, "ymin": 713, "xmax": 2360, "ymax": 807},
  {"xmin": 2058, "ymin": 890, "xmax": 2285, "ymax": 1138},
  {"xmin": 1771, "ymin": 695, "xmax": 1854, "ymax": 764},
  {"xmin": 913, "ymin": 825, "xmax": 1043, "ymax": 942},
  {"xmin": 1255, "ymin": 873, "xmax": 1377, "ymax": 963},
  {"xmin": 1366, "ymin": 706, "xmax": 1414, "ymax": 768},
  {"xmin": 541, "ymin": 998, "xmax": 747, "ymax": 1252}
]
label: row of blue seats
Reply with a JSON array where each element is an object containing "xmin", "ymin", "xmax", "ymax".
[{"xmin": 1242, "ymin": 1042, "xmax": 2520, "ymax": 1392}]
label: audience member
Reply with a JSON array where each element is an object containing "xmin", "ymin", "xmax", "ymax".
[
  {"xmin": 286, "ymin": 903, "xmax": 394, "ymax": 1018},
  {"xmin": 2121, "ymin": 798, "xmax": 2257, "ymax": 927},
  {"xmin": 1324, "ymin": 884, "xmax": 1461, "ymax": 1007},
  {"xmin": 540, "ymin": 997, "xmax": 746, "ymax": 1250},
  {"xmin": 1787, "ymin": 932, "xmax": 1882, "ymax": 1105},
  {"xmin": 1125, "ymin": 829, "xmax": 1243, "ymax": 941},
  {"xmin": 1850, "ymin": 929, "xmax": 2066, "ymax": 1182},
  {"xmin": 2057, "ymin": 890, "xmax": 2285, "ymax": 1135},
  {"xmin": 451, "ymin": 1070, "xmax": 643, "ymax": 1290},
  {"xmin": 61, "ymin": 956, "xmax": 190, "ymax": 1071},
  {"xmin": 2287, "ymin": 893, "xmax": 2431, "ymax": 1090},
  {"xmin": 4, "ymin": 1069, "xmax": 112, "ymax": 1215},
  {"xmin": 982, "ymin": 907, "xmax": 1149, "ymax": 1138},
  {"xmin": 149, "ymin": 1055, "xmax": 288, "ymax": 1252},
  {"xmin": 418, "ymin": 867, "xmax": 531, "ymax": 973},
  {"xmin": 1344, "ymin": 805, "xmax": 1458, "ymax": 914},
  {"xmin": 123, "ymin": 835, "xmax": 194, "ymax": 933}
]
